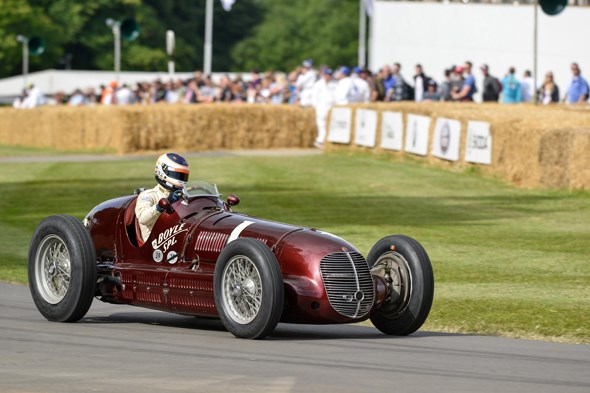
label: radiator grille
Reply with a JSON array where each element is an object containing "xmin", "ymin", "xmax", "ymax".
[{"xmin": 319, "ymin": 251, "xmax": 375, "ymax": 318}]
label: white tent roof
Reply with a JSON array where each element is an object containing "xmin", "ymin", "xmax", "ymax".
[{"xmin": 0, "ymin": 69, "xmax": 247, "ymax": 98}]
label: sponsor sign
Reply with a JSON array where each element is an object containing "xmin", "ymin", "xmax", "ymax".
[
  {"xmin": 327, "ymin": 107, "xmax": 353, "ymax": 144},
  {"xmin": 404, "ymin": 114, "xmax": 431, "ymax": 156},
  {"xmin": 432, "ymin": 118, "xmax": 461, "ymax": 161},
  {"xmin": 465, "ymin": 121, "xmax": 492, "ymax": 165},
  {"xmin": 354, "ymin": 109, "xmax": 378, "ymax": 148},
  {"xmin": 380, "ymin": 111, "xmax": 403, "ymax": 151}
]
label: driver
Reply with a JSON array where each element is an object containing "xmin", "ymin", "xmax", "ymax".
[{"xmin": 135, "ymin": 152, "xmax": 190, "ymax": 245}]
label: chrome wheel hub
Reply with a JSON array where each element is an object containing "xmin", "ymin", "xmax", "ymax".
[
  {"xmin": 221, "ymin": 255, "xmax": 263, "ymax": 324},
  {"xmin": 34, "ymin": 235, "xmax": 71, "ymax": 304},
  {"xmin": 371, "ymin": 251, "xmax": 412, "ymax": 319}
]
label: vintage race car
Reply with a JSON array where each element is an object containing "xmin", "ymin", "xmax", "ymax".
[{"xmin": 28, "ymin": 181, "xmax": 434, "ymax": 339}]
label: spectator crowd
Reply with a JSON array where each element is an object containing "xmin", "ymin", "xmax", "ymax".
[
  {"xmin": 12, "ymin": 59, "xmax": 589, "ymax": 146},
  {"xmin": 14, "ymin": 60, "xmax": 589, "ymax": 108}
]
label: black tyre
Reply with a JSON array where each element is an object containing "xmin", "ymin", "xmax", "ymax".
[
  {"xmin": 368, "ymin": 235, "xmax": 434, "ymax": 335},
  {"xmin": 214, "ymin": 238, "xmax": 284, "ymax": 339},
  {"xmin": 28, "ymin": 215, "xmax": 97, "ymax": 322}
]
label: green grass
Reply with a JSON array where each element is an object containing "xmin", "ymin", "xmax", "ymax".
[
  {"xmin": 0, "ymin": 145, "xmax": 115, "ymax": 157},
  {"xmin": 1, "ymin": 152, "xmax": 589, "ymax": 343}
]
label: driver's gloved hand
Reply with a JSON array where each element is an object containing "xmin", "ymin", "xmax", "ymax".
[
  {"xmin": 167, "ymin": 190, "xmax": 181, "ymax": 204},
  {"xmin": 156, "ymin": 198, "xmax": 171, "ymax": 213}
]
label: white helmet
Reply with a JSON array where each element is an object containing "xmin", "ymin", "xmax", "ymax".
[{"xmin": 154, "ymin": 153, "xmax": 190, "ymax": 190}]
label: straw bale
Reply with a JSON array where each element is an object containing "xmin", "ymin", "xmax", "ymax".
[
  {"xmin": 0, "ymin": 104, "xmax": 317, "ymax": 155},
  {"xmin": 325, "ymin": 103, "xmax": 590, "ymax": 189}
]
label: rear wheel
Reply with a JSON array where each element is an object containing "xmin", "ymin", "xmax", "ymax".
[
  {"xmin": 28, "ymin": 215, "xmax": 97, "ymax": 322},
  {"xmin": 214, "ymin": 238, "xmax": 283, "ymax": 339},
  {"xmin": 368, "ymin": 235, "xmax": 434, "ymax": 335}
]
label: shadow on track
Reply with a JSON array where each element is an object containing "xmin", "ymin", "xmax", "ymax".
[{"xmin": 81, "ymin": 310, "xmax": 464, "ymax": 341}]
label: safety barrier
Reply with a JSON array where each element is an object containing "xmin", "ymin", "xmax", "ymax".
[
  {"xmin": 325, "ymin": 103, "xmax": 590, "ymax": 190},
  {"xmin": 1, "ymin": 103, "xmax": 589, "ymax": 189},
  {"xmin": 0, "ymin": 104, "xmax": 316, "ymax": 154}
]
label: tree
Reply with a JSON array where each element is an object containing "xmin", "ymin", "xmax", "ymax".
[
  {"xmin": 0, "ymin": 0, "xmax": 358, "ymax": 78},
  {"xmin": 230, "ymin": 0, "xmax": 359, "ymax": 71}
]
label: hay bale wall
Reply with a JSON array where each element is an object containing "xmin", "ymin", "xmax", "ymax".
[
  {"xmin": 2, "ymin": 103, "xmax": 589, "ymax": 189},
  {"xmin": 325, "ymin": 103, "xmax": 590, "ymax": 190},
  {"xmin": 0, "ymin": 104, "xmax": 316, "ymax": 154}
]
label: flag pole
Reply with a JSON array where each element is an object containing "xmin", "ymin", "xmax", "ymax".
[
  {"xmin": 533, "ymin": 0, "xmax": 539, "ymax": 105},
  {"xmin": 204, "ymin": 0, "xmax": 213, "ymax": 74},
  {"xmin": 358, "ymin": 0, "xmax": 366, "ymax": 68}
]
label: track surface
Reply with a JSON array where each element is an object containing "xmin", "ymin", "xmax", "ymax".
[{"xmin": 1, "ymin": 283, "xmax": 588, "ymax": 393}]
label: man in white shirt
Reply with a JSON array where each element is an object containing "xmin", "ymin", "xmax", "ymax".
[
  {"xmin": 116, "ymin": 83, "xmax": 134, "ymax": 105},
  {"xmin": 351, "ymin": 67, "xmax": 370, "ymax": 103},
  {"xmin": 22, "ymin": 84, "xmax": 45, "ymax": 108},
  {"xmin": 296, "ymin": 59, "xmax": 318, "ymax": 106},
  {"xmin": 311, "ymin": 68, "xmax": 337, "ymax": 147},
  {"xmin": 521, "ymin": 70, "xmax": 535, "ymax": 103},
  {"xmin": 334, "ymin": 66, "xmax": 356, "ymax": 105}
]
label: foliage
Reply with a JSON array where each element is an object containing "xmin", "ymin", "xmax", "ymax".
[
  {"xmin": 0, "ymin": 152, "xmax": 589, "ymax": 343},
  {"xmin": 0, "ymin": 0, "xmax": 359, "ymax": 77},
  {"xmin": 231, "ymin": 0, "xmax": 360, "ymax": 71}
]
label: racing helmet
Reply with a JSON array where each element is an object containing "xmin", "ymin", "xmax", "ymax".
[{"xmin": 154, "ymin": 153, "xmax": 190, "ymax": 190}]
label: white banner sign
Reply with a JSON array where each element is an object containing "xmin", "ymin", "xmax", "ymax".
[
  {"xmin": 354, "ymin": 109, "xmax": 378, "ymax": 148},
  {"xmin": 327, "ymin": 107, "xmax": 353, "ymax": 144},
  {"xmin": 432, "ymin": 118, "xmax": 461, "ymax": 162},
  {"xmin": 404, "ymin": 114, "xmax": 431, "ymax": 156},
  {"xmin": 380, "ymin": 111, "xmax": 403, "ymax": 151},
  {"xmin": 465, "ymin": 121, "xmax": 492, "ymax": 165}
]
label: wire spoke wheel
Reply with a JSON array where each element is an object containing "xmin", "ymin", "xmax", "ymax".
[
  {"xmin": 35, "ymin": 235, "xmax": 71, "ymax": 304},
  {"xmin": 28, "ymin": 215, "xmax": 97, "ymax": 323},
  {"xmin": 221, "ymin": 255, "xmax": 263, "ymax": 324},
  {"xmin": 214, "ymin": 238, "xmax": 283, "ymax": 339}
]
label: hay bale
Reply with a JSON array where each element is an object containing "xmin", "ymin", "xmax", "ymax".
[
  {"xmin": 325, "ymin": 102, "xmax": 590, "ymax": 190},
  {"xmin": 0, "ymin": 104, "xmax": 317, "ymax": 155}
]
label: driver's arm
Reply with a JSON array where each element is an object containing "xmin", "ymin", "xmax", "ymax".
[{"xmin": 135, "ymin": 192, "xmax": 161, "ymax": 228}]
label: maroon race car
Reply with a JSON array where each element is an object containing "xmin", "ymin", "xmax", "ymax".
[{"xmin": 28, "ymin": 181, "xmax": 434, "ymax": 339}]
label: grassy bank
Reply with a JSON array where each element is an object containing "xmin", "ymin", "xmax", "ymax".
[
  {"xmin": 0, "ymin": 145, "xmax": 115, "ymax": 157},
  {"xmin": 0, "ymin": 152, "xmax": 588, "ymax": 343}
]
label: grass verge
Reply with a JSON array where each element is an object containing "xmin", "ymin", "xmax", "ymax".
[
  {"xmin": 0, "ymin": 152, "xmax": 588, "ymax": 343},
  {"xmin": 0, "ymin": 145, "xmax": 115, "ymax": 157}
]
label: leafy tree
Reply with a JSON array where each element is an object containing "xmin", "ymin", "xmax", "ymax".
[
  {"xmin": 231, "ymin": 0, "xmax": 359, "ymax": 71},
  {"xmin": 0, "ymin": 0, "xmax": 358, "ymax": 78}
]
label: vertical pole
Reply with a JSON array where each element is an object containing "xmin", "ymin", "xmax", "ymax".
[
  {"xmin": 533, "ymin": 0, "xmax": 538, "ymax": 105},
  {"xmin": 23, "ymin": 40, "xmax": 29, "ymax": 87},
  {"xmin": 166, "ymin": 30, "xmax": 175, "ymax": 80},
  {"xmin": 358, "ymin": 0, "xmax": 366, "ymax": 67},
  {"xmin": 114, "ymin": 24, "xmax": 121, "ymax": 82},
  {"xmin": 168, "ymin": 60, "xmax": 175, "ymax": 79},
  {"xmin": 204, "ymin": 0, "xmax": 213, "ymax": 74}
]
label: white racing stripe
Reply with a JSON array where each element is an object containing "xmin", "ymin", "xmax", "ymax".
[{"xmin": 227, "ymin": 220, "xmax": 255, "ymax": 243}]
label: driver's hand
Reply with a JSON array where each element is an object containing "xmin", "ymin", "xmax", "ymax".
[
  {"xmin": 167, "ymin": 190, "xmax": 181, "ymax": 204},
  {"xmin": 157, "ymin": 198, "xmax": 174, "ymax": 214}
]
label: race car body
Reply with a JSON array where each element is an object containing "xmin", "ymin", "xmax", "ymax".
[{"xmin": 29, "ymin": 181, "xmax": 434, "ymax": 339}]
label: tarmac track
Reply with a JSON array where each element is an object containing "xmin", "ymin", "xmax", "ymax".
[{"xmin": 1, "ymin": 283, "xmax": 589, "ymax": 393}]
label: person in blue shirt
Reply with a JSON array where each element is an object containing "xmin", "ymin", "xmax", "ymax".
[
  {"xmin": 381, "ymin": 65, "xmax": 396, "ymax": 101},
  {"xmin": 501, "ymin": 67, "xmax": 523, "ymax": 104},
  {"xmin": 564, "ymin": 62, "xmax": 589, "ymax": 104},
  {"xmin": 451, "ymin": 61, "xmax": 476, "ymax": 101}
]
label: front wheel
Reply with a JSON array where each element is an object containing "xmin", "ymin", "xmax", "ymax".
[
  {"xmin": 214, "ymin": 238, "xmax": 284, "ymax": 339},
  {"xmin": 368, "ymin": 235, "xmax": 434, "ymax": 335},
  {"xmin": 28, "ymin": 215, "xmax": 97, "ymax": 322}
]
